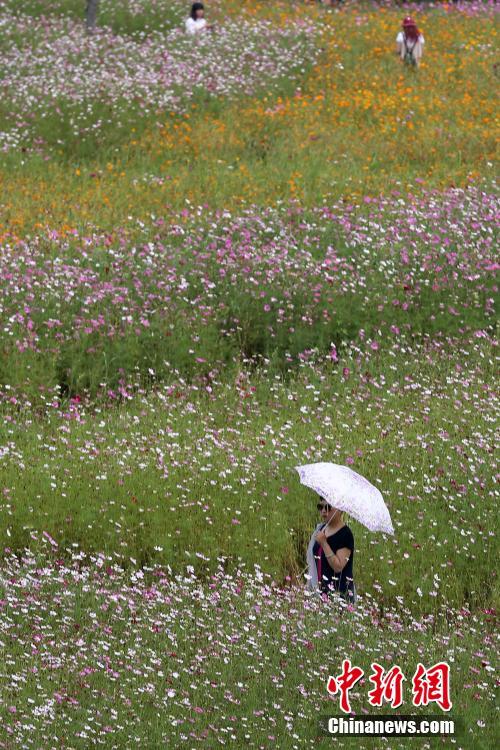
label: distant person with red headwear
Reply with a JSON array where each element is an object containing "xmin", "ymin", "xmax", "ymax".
[{"xmin": 396, "ymin": 17, "xmax": 424, "ymax": 68}]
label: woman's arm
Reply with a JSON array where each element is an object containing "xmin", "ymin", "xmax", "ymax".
[
  {"xmin": 396, "ymin": 32, "xmax": 403, "ymax": 56},
  {"xmin": 321, "ymin": 543, "xmax": 351, "ymax": 573},
  {"xmin": 314, "ymin": 529, "xmax": 351, "ymax": 573}
]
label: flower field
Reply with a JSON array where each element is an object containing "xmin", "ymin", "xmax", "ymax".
[
  {"xmin": 0, "ymin": 1, "xmax": 498, "ymax": 748},
  {"xmin": 0, "ymin": 186, "xmax": 497, "ymax": 400},
  {"xmin": 0, "ymin": 548, "xmax": 497, "ymax": 748},
  {"xmin": 0, "ymin": 9, "xmax": 316, "ymax": 156},
  {"xmin": 0, "ymin": 0, "xmax": 497, "ymax": 236}
]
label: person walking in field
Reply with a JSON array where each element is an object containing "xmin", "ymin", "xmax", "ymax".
[
  {"xmin": 185, "ymin": 3, "xmax": 213, "ymax": 35},
  {"xmin": 296, "ymin": 462, "xmax": 394, "ymax": 606},
  {"xmin": 396, "ymin": 16, "xmax": 425, "ymax": 68},
  {"xmin": 306, "ymin": 499, "xmax": 356, "ymax": 604}
]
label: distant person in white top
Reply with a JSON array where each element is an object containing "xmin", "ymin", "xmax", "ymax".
[
  {"xmin": 396, "ymin": 17, "xmax": 424, "ymax": 68},
  {"xmin": 185, "ymin": 3, "xmax": 212, "ymax": 35}
]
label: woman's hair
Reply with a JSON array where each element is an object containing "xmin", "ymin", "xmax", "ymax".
[
  {"xmin": 402, "ymin": 16, "xmax": 420, "ymax": 42},
  {"xmin": 191, "ymin": 2, "xmax": 204, "ymax": 20}
]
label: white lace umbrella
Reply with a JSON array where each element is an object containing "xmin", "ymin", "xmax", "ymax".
[{"xmin": 295, "ymin": 462, "xmax": 394, "ymax": 535}]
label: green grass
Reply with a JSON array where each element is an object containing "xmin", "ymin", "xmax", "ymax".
[
  {"xmin": 1, "ymin": 335, "xmax": 497, "ymax": 617},
  {"xmin": 1, "ymin": 3, "xmax": 497, "ymax": 235},
  {"xmin": 0, "ymin": 548, "xmax": 497, "ymax": 748},
  {"xmin": 1, "ymin": 0, "xmax": 185, "ymax": 35},
  {"xmin": 0, "ymin": 4, "xmax": 498, "ymax": 745},
  {"xmin": 1, "ymin": 192, "xmax": 496, "ymax": 403}
]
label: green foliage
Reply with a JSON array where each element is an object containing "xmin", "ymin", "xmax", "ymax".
[
  {"xmin": 1, "ymin": 0, "xmax": 184, "ymax": 35},
  {"xmin": 1, "ymin": 336, "xmax": 497, "ymax": 617}
]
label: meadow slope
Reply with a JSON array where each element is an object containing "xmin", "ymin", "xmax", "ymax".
[{"xmin": 0, "ymin": 2, "xmax": 498, "ymax": 748}]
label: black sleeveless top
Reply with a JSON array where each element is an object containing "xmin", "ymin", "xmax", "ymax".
[{"xmin": 312, "ymin": 524, "xmax": 355, "ymax": 597}]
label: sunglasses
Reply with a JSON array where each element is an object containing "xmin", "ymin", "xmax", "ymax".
[{"xmin": 317, "ymin": 503, "xmax": 330, "ymax": 511}]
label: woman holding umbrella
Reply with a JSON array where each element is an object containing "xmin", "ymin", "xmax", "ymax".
[
  {"xmin": 308, "ymin": 500, "xmax": 355, "ymax": 603},
  {"xmin": 296, "ymin": 462, "xmax": 395, "ymax": 604}
]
